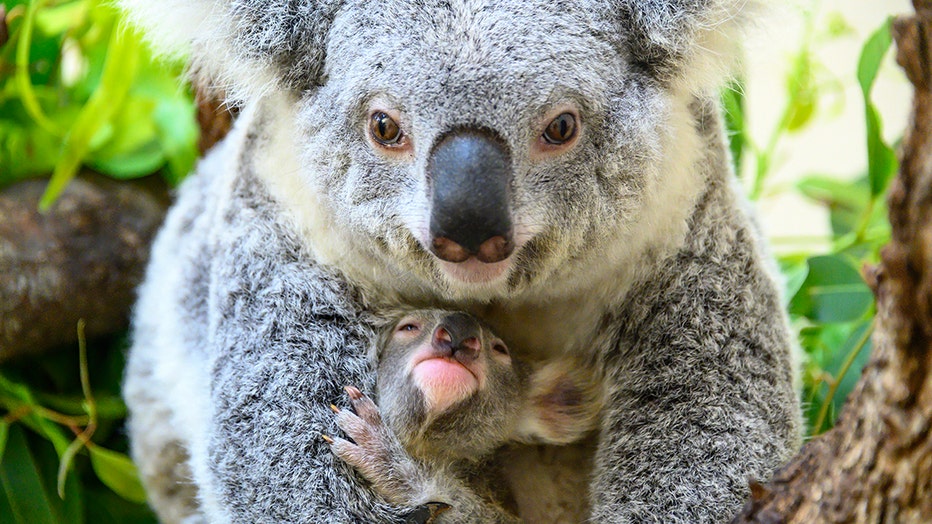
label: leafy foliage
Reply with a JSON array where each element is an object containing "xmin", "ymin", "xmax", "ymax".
[
  {"xmin": 0, "ymin": 325, "xmax": 156, "ymax": 523},
  {"xmin": 723, "ymin": 15, "xmax": 898, "ymax": 437},
  {"xmin": 0, "ymin": 0, "xmax": 197, "ymax": 205},
  {"xmin": 0, "ymin": 0, "xmax": 197, "ymax": 521}
]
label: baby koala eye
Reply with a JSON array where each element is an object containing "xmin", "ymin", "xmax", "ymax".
[
  {"xmin": 397, "ymin": 322, "xmax": 421, "ymax": 333},
  {"xmin": 542, "ymin": 112, "xmax": 577, "ymax": 145},
  {"xmin": 370, "ymin": 111, "xmax": 402, "ymax": 145},
  {"xmin": 491, "ymin": 342, "xmax": 509, "ymax": 356}
]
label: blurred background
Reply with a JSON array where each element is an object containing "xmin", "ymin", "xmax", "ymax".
[{"xmin": 0, "ymin": 0, "xmax": 915, "ymax": 522}]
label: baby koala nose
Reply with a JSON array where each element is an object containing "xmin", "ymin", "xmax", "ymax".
[{"xmin": 432, "ymin": 313, "xmax": 482, "ymax": 364}]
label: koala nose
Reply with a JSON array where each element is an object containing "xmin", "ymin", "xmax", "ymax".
[
  {"xmin": 433, "ymin": 313, "xmax": 482, "ymax": 364},
  {"xmin": 428, "ymin": 128, "xmax": 514, "ymax": 264}
]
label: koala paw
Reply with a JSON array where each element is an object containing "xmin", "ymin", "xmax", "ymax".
[{"xmin": 325, "ymin": 386, "xmax": 420, "ymax": 504}]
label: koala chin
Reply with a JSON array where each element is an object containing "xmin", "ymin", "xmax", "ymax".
[{"xmin": 120, "ymin": 1, "xmax": 802, "ymax": 523}]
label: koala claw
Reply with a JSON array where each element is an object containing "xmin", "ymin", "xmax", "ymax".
[
  {"xmin": 329, "ymin": 388, "xmax": 420, "ymax": 505},
  {"xmin": 403, "ymin": 502, "xmax": 452, "ymax": 524},
  {"xmin": 343, "ymin": 385, "xmax": 382, "ymax": 425}
]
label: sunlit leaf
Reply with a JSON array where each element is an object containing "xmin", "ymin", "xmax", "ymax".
[
  {"xmin": 88, "ymin": 446, "xmax": 148, "ymax": 504},
  {"xmin": 785, "ymin": 50, "xmax": 817, "ymax": 132},
  {"xmin": 857, "ymin": 18, "xmax": 897, "ymax": 199},
  {"xmin": 40, "ymin": 15, "xmax": 140, "ymax": 209},
  {"xmin": 721, "ymin": 79, "xmax": 746, "ymax": 177}
]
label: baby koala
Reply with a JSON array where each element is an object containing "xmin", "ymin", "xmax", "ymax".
[{"xmin": 326, "ymin": 310, "xmax": 602, "ymax": 523}]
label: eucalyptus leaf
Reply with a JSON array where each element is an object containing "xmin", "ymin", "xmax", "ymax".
[
  {"xmin": 35, "ymin": 1, "xmax": 90, "ymax": 36},
  {"xmin": 789, "ymin": 255, "xmax": 874, "ymax": 324},
  {"xmin": 0, "ymin": 422, "xmax": 8, "ymax": 460},
  {"xmin": 0, "ymin": 425, "xmax": 60, "ymax": 524},
  {"xmin": 721, "ymin": 79, "xmax": 746, "ymax": 177},
  {"xmin": 88, "ymin": 446, "xmax": 148, "ymax": 504},
  {"xmin": 856, "ymin": 18, "xmax": 897, "ymax": 199},
  {"xmin": 40, "ymin": 14, "xmax": 140, "ymax": 209}
]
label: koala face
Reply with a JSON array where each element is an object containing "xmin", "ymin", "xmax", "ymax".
[
  {"xmin": 292, "ymin": 1, "xmax": 678, "ymax": 302},
  {"xmin": 125, "ymin": 0, "xmax": 750, "ymax": 303},
  {"xmin": 376, "ymin": 310, "xmax": 529, "ymax": 461}
]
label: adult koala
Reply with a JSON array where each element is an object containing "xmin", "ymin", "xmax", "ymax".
[{"xmin": 121, "ymin": 0, "xmax": 802, "ymax": 522}]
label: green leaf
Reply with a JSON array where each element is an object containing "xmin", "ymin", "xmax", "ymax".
[
  {"xmin": 90, "ymin": 141, "xmax": 166, "ymax": 178},
  {"xmin": 14, "ymin": 0, "xmax": 62, "ymax": 135},
  {"xmin": 154, "ymin": 96, "xmax": 198, "ymax": 183},
  {"xmin": 0, "ymin": 422, "xmax": 7, "ymax": 460},
  {"xmin": 0, "ymin": 373, "xmax": 72, "ymax": 456},
  {"xmin": 790, "ymin": 255, "xmax": 874, "ymax": 323},
  {"xmin": 35, "ymin": 1, "xmax": 90, "ymax": 36},
  {"xmin": 721, "ymin": 79, "xmax": 746, "ymax": 177},
  {"xmin": 0, "ymin": 425, "xmax": 60, "ymax": 524},
  {"xmin": 797, "ymin": 176, "xmax": 869, "ymax": 211},
  {"xmin": 778, "ymin": 255, "xmax": 810, "ymax": 307},
  {"xmin": 822, "ymin": 321, "xmax": 873, "ymax": 429},
  {"xmin": 785, "ymin": 50, "xmax": 817, "ymax": 132},
  {"xmin": 856, "ymin": 18, "xmax": 898, "ymax": 199},
  {"xmin": 865, "ymin": 103, "xmax": 897, "ymax": 198},
  {"xmin": 857, "ymin": 18, "xmax": 893, "ymax": 97},
  {"xmin": 796, "ymin": 175, "xmax": 877, "ymax": 237},
  {"xmin": 40, "ymin": 16, "xmax": 140, "ymax": 209},
  {"xmin": 88, "ymin": 446, "xmax": 148, "ymax": 504}
]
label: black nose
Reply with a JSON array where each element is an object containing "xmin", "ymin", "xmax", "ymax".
[
  {"xmin": 432, "ymin": 313, "xmax": 482, "ymax": 364},
  {"xmin": 427, "ymin": 128, "xmax": 514, "ymax": 264}
]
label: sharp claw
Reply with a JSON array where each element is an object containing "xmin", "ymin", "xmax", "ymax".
[
  {"xmin": 321, "ymin": 434, "xmax": 335, "ymax": 444},
  {"xmin": 403, "ymin": 502, "xmax": 453, "ymax": 524},
  {"xmin": 344, "ymin": 385, "xmax": 363, "ymax": 400},
  {"xmin": 330, "ymin": 403, "xmax": 341, "ymax": 413}
]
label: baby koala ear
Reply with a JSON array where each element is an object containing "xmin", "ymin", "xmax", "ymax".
[
  {"xmin": 615, "ymin": 0, "xmax": 765, "ymax": 95},
  {"xmin": 119, "ymin": 0, "xmax": 343, "ymax": 103},
  {"xmin": 515, "ymin": 358, "xmax": 604, "ymax": 445}
]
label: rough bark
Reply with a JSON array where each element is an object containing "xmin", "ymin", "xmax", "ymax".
[
  {"xmin": 0, "ymin": 173, "xmax": 168, "ymax": 361},
  {"xmin": 731, "ymin": 2, "xmax": 932, "ymax": 522},
  {"xmin": 195, "ymin": 86, "xmax": 236, "ymax": 154}
]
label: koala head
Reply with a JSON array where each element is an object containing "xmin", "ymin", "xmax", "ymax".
[
  {"xmin": 123, "ymin": 0, "xmax": 759, "ymax": 302},
  {"xmin": 375, "ymin": 310, "xmax": 529, "ymax": 462}
]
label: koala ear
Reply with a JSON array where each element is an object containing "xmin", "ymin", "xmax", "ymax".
[
  {"xmin": 119, "ymin": 0, "xmax": 342, "ymax": 102},
  {"xmin": 617, "ymin": 0, "xmax": 764, "ymax": 94},
  {"xmin": 515, "ymin": 359, "xmax": 604, "ymax": 445}
]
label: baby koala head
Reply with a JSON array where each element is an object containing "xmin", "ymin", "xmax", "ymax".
[
  {"xmin": 375, "ymin": 309, "xmax": 602, "ymax": 464},
  {"xmin": 376, "ymin": 310, "xmax": 528, "ymax": 463}
]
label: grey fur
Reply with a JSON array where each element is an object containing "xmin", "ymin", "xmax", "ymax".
[{"xmin": 122, "ymin": 1, "xmax": 801, "ymax": 522}]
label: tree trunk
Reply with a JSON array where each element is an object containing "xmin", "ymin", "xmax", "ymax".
[
  {"xmin": 0, "ymin": 173, "xmax": 168, "ymax": 361},
  {"xmin": 731, "ymin": 2, "xmax": 932, "ymax": 522}
]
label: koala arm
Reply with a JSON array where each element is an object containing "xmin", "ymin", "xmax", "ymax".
[
  {"xmin": 589, "ymin": 177, "xmax": 802, "ymax": 522},
  {"xmin": 173, "ymin": 169, "xmax": 413, "ymax": 523},
  {"xmin": 330, "ymin": 387, "xmax": 520, "ymax": 524}
]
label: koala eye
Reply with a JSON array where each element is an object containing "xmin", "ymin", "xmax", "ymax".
[
  {"xmin": 492, "ymin": 342, "xmax": 509, "ymax": 356},
  {"xmin": 397, "ymin": 322, "xmax": 421, "ymax": 333},
  {"xmin": 542, "ymin": 112, "xmax": 577, "ymax": 145},
  {"xmin": 370, "ymin": 112, "xmax": 402, "ymax": 145}
]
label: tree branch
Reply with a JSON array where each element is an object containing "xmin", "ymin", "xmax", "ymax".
[{"xmin": 0, "ymin": 173, "xmax": 168, "ymax": 361}]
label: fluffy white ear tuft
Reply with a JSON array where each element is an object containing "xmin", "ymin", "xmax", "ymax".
[
  {"xmin": 618, "ymin": 0, "xmax": 768, "ymax": 96},
  {"xmin": 118, "ymin": 0, "xmax": 338, "ymax": 104}
]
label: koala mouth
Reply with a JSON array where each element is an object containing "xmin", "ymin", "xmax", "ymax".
[
  {"xmin": 437, "ymin": 257, "xmax": 512, "ymax": 284},
  {"xmin": 412, "ymin": 357, "xmax": 479, "ymax": 414}
]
